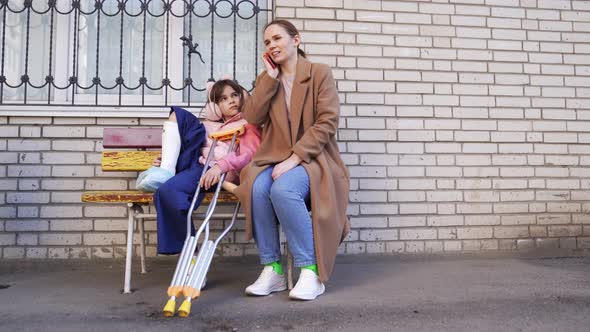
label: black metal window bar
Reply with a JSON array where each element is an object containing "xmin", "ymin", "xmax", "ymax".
[{"xmin": 0, "ymin": 0, "xmax": 273, "ymax": 108}]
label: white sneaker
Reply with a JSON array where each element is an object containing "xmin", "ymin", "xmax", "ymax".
[
  {"xmin": 289, "ymin": 269, "xmax": 325, "ymax": 301},
  {"xmin": 245, "ymin": 266, "xmax": 287, "ymax": 296}
]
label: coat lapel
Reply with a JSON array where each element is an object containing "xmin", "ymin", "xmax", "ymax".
[{"xmin": 289, "ymin": 57, "xmax": 312, "ymax": 145}]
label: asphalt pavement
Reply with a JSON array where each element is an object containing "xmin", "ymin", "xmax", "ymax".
[{"xmin": 1, "ymin": 254, "xmax": 589, "ymax": 331}]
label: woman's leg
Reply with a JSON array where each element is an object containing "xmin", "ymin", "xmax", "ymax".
[
  {"xmin": 245, "ymin": 166, "xmax": 287, "ymax": 296},
  {"xmin": 251, "ymin": 167, "xmax": 281, "ymax": 264},
  {"xmin": 269, "ymin": 166, "xmax": 315, "ymax": 267}
]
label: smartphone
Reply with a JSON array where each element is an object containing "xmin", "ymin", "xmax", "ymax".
[{"xmin": 264, "ymin": 53, "xmax": 277, "ymax": 69}]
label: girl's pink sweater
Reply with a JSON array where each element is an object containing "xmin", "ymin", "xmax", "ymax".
[{"xmin": 199, "ymin": 113, "xmax": 261, "ymax": 184}]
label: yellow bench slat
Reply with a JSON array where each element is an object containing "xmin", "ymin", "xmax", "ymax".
[
  {"xmin": 82, "ymin": 190, "xmax": 239, "ymax": 204},
  {"xmin": 102, "ymin": 151, "xmax": 161, "ymax": 171}
]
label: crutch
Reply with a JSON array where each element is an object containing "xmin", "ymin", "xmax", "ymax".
[{"xmin": 162, "ymin": 125, "xmax": 245, "ymax": 317}]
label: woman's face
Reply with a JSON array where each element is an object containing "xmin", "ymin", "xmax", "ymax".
[
  {"xmin": 217, "ymin": 85, "xmax": 241, "ymax": 120},
  {"xmin": 263, "ymin": 24, "xmax": 300, "ymax": 65}
]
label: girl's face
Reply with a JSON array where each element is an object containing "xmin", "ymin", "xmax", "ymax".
[
  {"xmin": 263, "ymin": 24, "xmax": 300, "ymax": 65},
  {"xmin": 217, "ymin": 85, "xmax": 241, "ymax": 120}
]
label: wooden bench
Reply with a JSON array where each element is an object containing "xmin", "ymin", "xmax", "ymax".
[
  {"xmin": 82, "ymin": 127, "xmax": 294, "ymax": 294},
  {"xmin": 81, "ymin": 127, "xmax": 244, "ymax": 293}
]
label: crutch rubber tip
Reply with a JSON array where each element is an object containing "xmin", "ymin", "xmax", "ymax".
[
  {"xmin": 162, "ymin": 299, "xmax": 176, "ymax": 317},
  {"xmin": 177, "ymin": 300, "xmax": 192, "ymax": 318}
]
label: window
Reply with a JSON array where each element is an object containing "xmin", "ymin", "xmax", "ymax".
[{"xmin": 0, "ymin": 0, "xmax": 272, "ymax": 112}]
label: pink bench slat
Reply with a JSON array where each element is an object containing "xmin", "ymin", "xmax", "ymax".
[{"xmin": 102, "ymin": 127, "xmax": 162, "ymax": 148}]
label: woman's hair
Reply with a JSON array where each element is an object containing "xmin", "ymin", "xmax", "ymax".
[
  {"xmin": 208, "ymin": 79, "xmax": 247, "ymax": 110},
  {"xmin": 263, "ymin": 19, "xmax": 306, "ymax": 58}
]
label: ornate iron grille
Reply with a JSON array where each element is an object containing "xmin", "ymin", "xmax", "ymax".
[{"xmin": 0, "ymin": 0, "xmax": 273, "ymax": 108}]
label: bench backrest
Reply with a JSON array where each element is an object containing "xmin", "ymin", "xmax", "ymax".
[
  {"xmin": 103, "ymin": 127, "xmax": 162, "ymax": 148},
  {"xmin": 102, "ymin": 127, "xmax": 162, "ymax": 172}
]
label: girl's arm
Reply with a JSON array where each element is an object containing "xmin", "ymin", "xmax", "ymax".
[
  {"xmin": 216, "ymin": 124, "xmax": 262, "ymax": 173},
  {"xmin": 242, "ymin": 72, "xmax": 280, "ymax": 126},
  {"xmin": 291, "ymin": 64, "xmax": 340, "ymax": 164}
]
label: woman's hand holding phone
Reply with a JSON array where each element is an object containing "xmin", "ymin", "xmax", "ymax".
[{"xmin": 262, "ymin": 53, "xmax": 279, "ymax": 79}]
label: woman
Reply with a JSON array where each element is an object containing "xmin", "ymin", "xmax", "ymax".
[{"xmin": 234, "ymin": 19, "xmax": 350, "ymax": 300}]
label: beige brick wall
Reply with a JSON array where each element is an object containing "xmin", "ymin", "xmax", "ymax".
[{"xmin": 1, "ymin": 0, "xmax": 590, "ymax": 258}]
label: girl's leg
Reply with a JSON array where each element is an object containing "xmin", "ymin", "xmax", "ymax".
[
  {"xmin": 251, "ymin": 167, "xmax": 281, "ymax": 264},
  {"xmin": 154, "ymin": 164, "xmax": 205, "ymax": 254},
  {"xmin": 159, "ymin": 112, "xmax": 181, "ymax": 174},
  {"xmin": 269, "ymin": 166, "xmax": 315, "ymax": 268}
]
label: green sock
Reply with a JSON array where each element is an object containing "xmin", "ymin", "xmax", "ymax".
[
  {"xmin": 265, "ymin": 261, "xmax": 283, "ymax": 275},
  {"xmin": 302, "ymin": 264, "xmax": 318, "ymax": 276}
]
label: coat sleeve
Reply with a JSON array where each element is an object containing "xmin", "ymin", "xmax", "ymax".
[
  {"xmin": 292, "ymin": 64, "xmax": 340, "ymax": 164},
  {"xmin": 242, "ymin": 71, "xmax": 280, "ymax": 126}
]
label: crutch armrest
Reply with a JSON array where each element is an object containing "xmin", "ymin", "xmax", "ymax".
[{"xmin": 208, "ymin": 125, "xmax": 245, "ymax": 141}]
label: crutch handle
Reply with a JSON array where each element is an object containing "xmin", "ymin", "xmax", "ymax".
[{"xmin": 221, "ymin": 181, "xmax": 237, "ymax": 193}]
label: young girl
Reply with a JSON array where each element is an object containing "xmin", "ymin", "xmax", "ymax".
[{"xmin": 137, "ymin": 79, "xmax": 261, "ymax": 255}]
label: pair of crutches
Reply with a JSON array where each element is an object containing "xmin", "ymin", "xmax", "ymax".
[{"xmin": 162, "ymin": 124, "xmax": 245, "ymax": 318}]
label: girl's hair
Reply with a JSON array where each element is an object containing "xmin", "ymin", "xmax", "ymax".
[
  {"xmin": 209, "ymin": 79, "xmax": 247, "ymax": 109},
  {"xmin": 263, "ymin": 19, "xmax": 306, "ymax": 58}
]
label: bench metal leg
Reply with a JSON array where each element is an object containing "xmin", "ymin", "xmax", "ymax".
[
  {"xmin": 137, "ymin": 206, "xmax": 147, "ymax": 274},
  {"xmin": 124, "ymin": 203, "xmax": 142, "ymax": 294}
]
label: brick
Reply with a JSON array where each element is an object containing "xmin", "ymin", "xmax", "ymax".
[
  {"xmin": 296, "ymin": 8, "xmax": 335, "ymax": 19},
  {"xmin": 0, "ymin": 233, "xmax": 17, "ymax": 245},
  {"xmin": 428, "ymin": 216, "xmax": 464, "ymax": 227},
  {"xmin": 38, "ymin": 233, "xmax": 82, "ymax": 245},
  {"xmin": 17, "ymin": 234, "xmax": 38, "ymax": 246},
  {"xmin": 40, "ymin": 206, "xmax": 83, "ymax": 218},
  {"xmin": 336, "ymin": 10, "xmax": 354, "ymax": 20},
  {"xmin": 7, "ymin": 165, "xmax": 51, "ymax": 177},
  {"xmin": 464, "ymin": 215, "xmax": 500, "ymax": 226},
  {"xmin": 84, "ymin": 233, "xmax": 126, "ymax": 245},
  {"xmin": 360, "ymin": 204, "xmax": 399, "ymax": 215},
  {"xmin": 51, "ymin": 166, "xmax": 94, "ymax": 177},
  {"xmin": 395, "ymin": 13, "xmax": 431, "ymax": 24},
  {"xmin": 7, "ymin": 192, "xmax": 49, "ymax": 204},
  {"xmin": 427, "ymin": 191, "xmax": 463, "ymax": 202},
  {"xmin": 41, "ymin": 152, "xmax": 85, "ymax": 164},
  {"xmin": 52, "ymin": 140, "xmax": 95, "ymax": 151},
  {"xmin": 451, "ymin": 15, "xmax": 486, "ymax": 26},
  {"xmin": 494, "ymin": 226, "xmax": 529, "ymax": 238},
  {"xmin": 548, "ymin": 225, "xmax": 582, "ymax": 237},
  {"xmin": 399, "ymin": 229, "xmax": 437, "ymax": 240},
  {"xmin": 561, "ymin": 11, "xmax": 590, "ymax": 22},
  {"xmin": 425, "ymin": 143, "xmax": 461, "ymax": 153},
  {"xmin": 26, "ymin": 248, "xmax": 48, "ymax": 259},
  {"xmin": 7, "ymin": 139, "xmax": 50, "ymax": 151},
  {"xmin": 457, "ymin": 227, "xmax": 493, "ymax": 239},
  {"xmin": 43, "ymin": 126, "xmax": 85, "ymax": 138},
  {"xmin": 305, "ymin": 20, "xmax": 342, "ymax": 32},
  {"xmin": 18, "ymin": 206, "xmax": 39, "ymax": 218},
  {"xmin": 359, "ymin": 229, "xmax": 398, "ymax": 241},
  {"xmin": 6, "ymin": 219, "xmax": 49, "ymax": 232},
  {"xmin": 399, "ymin": 203, "xmax": 437, "ymax": 214},
  {"xmin": 42, "ymin": 179, "xmax": 85, "ymax": 190}
]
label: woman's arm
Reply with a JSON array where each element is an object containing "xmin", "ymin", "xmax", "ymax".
[
  {"xmin": 291, "ymin": 64, "xmax": 340, "ymax": 164},
  {"xmin": 242, "ymin": 72, "xmax": 280, "ymax": 126}
]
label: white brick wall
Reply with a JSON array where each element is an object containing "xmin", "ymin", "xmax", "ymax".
[{"xmin": 1, "ymin": 0, "xmax": 590, "ymax": 259}]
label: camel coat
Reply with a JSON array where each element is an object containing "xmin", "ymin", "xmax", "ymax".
[{"xmin": 234, "ymin": 56, "xmax": 350, "ymax": 282}]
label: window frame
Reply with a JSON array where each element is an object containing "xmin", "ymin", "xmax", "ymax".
[{"xmin": 0, "ymin": 0, "xmax": 273, "ymax": 118}]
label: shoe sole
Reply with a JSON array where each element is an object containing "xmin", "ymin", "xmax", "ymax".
[
  {"xmin": 245, "ymin": 284, "xmax": 287, "ymax": 296},
  {"xmin": 288, "ymin": 284, "xmax": 325, "ymax": 301}
]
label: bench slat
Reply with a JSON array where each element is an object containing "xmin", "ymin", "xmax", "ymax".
[
  {"xmin": 82, "ymin": 190, "xmax": 239, "ymax": 204},
  {"xmin": 103, "ymin": 127, "xmax": 162, "ymax": 148},
  {"xmin": 102, "ymin": 151, "xmax": 161, "ymax": 171}
]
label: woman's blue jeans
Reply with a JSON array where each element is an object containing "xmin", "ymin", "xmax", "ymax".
[{"xmin": 251, "ymin": 165, "xmax": 316, "ymax": 267}]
